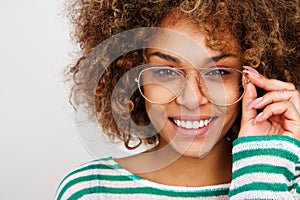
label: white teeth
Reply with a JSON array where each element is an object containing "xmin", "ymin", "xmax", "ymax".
[
  {"xmin": 186, "ymin": 121, "xmax": 192, "ymax": 129},
  {"xmin": 173, "ymin": 118, "xmax": 213, "ymax": 129},
  {"xmin": 192, "ymin": 121, "xmax": 198, "ymax": 129},
  {"xmin": 199, "ymin": 120, "xmax": 204, "ymax": 127},
  {"xmin": 181, "ymin": 121, "xmax": 186, "ymax": 127},
  {"xmin": 204, "ymin": 119, "xmax": 208, "ymax": 126}
]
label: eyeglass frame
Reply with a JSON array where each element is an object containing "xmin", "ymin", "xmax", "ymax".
[{"xmin": 134, "ymin": 65, "xmax": 248, "ymax": 107}]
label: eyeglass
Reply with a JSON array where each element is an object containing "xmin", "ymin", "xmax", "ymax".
[{"xmin": 135, "ymin": 65, "xmax": 246, "ymax": 107}]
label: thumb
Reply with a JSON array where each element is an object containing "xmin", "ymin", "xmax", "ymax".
[{"xmin": 241, "ymin": 79, "xmax": 258, "ymax": 124}]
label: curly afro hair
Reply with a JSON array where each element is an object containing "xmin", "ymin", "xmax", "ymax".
[{"xmin": 64, "ymin": 0, "xmax": 300, "ymax": 149}]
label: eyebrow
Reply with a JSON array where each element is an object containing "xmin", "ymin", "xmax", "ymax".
[
  {"xmin": 148, "ymin": 51, "xmax": 236, "ymax": 65},
  {"xmin": 148, "ymin": 52, "xmax": 181, "ymax": 64},
  {"xmin": 204, "ymin": 53, "xmax": 236, "ymax": 64}
]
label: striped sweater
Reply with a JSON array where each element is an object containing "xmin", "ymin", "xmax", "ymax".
[{"xmin": 55, "ymin": 136, "xmax": 300, "ymax": 199}]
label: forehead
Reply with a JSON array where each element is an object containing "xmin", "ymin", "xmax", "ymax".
[{"xmin": 147, "ymin": 20, "xmax": 241, "ymax": 66}]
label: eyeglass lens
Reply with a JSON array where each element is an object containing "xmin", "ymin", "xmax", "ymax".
[{"xmin": 138, "ymin": 67, "xmax": 244, "ymax": 106}]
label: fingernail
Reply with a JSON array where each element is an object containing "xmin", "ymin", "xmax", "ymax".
[
  {"xmin": 247, "ymin": 97, "xmax": 263, "ymax": 110},
  {"xmin": 243, "ymin": 66, "xmax": 261, "ymax": 78},
  {"xmin": 243, "ymin": 70, "xmax": 261, "ymax": 78},
  {"xmin": 253, "ymin": 112, "xmax": 263, "ymax": 124}
]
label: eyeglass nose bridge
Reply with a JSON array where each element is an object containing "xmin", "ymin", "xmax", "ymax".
[{"xmin": 184, "ymin": 72, "xmax": 203, "ymax": 88}]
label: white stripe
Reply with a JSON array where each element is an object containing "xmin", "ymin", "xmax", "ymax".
[
  {"xmin": 230, "ymin": 172, "xmax": 289, "ymax": 190},
  {"xmin": 294, "ymin": 177, "xmax": 300, "ymax": 185},
  {"xmin": 233, "ymin": 140, "xmax": 300, "ymax": 157},
  {"xmin": 232, "ymin": 155, "xmax": 295, "ymax": 173},
  {"xmin": 84, "ymin": 165, "xmax": 133, "ymax": 176},
  {"xmin": 87, "ymin": 179, "xmax": 146, "ymax": 188},
  {"xmin": 230, "ymin": 190, "xmax": 294, "ymax": 199},
  {"xmin": 80, "ymin": 193, "xmax": 229, "ymax": 200},
  {"xmin": 135, "ymin": 179, "xmax": 230, "ymax": 192},
  {"xmin": 59, "ymin": 179, "xmax": 91, "ymax": 200},
  {"xmin": 106, "ymin": 177, "xmax": 227, "ymax": 191}
]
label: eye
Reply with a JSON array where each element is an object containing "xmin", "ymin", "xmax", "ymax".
[
  {"xmin": 203, "ymin": 68, "xmax": 231, "ymax": 77},
  {"xmin": 152, "ymin": 67, "xmax": 182, "ymax": 81}
]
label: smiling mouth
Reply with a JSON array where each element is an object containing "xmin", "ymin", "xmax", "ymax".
[{"xmin": 170, "ymin": 117, "xmax": 216, "ymax": 129}]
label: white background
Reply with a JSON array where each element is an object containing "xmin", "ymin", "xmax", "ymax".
[{"xmin": 0, "ymin": 0, "xmax": 93, "ymax": 199}]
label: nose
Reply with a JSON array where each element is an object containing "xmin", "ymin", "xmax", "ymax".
[{"xmin": 175, "ymin": 73, "xmax": 209, "ymax": 110}]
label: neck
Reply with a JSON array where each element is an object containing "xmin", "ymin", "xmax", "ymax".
[
  {"xmin": 150, "ymin": 137, "xmax": 233, "ymax": 186},
  {"xmin": 116, "ymin": 137, "xmax": 232, "ymax": 187}
]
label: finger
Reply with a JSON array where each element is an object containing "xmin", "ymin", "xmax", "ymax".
[
  {"xmin": 243, "ymin": 66, "xmax": 296, "ymax": 91},
  {"xmin": 284, "ymin": 120, "xmax": 300, "ymax": 140},
  {"xmin": 241, "ymin": 76, "xmax": 258, "ymax": 123},
  {"xmin": 249, "ymin": 89, "xmax": 300, "ymax": 113},
  {"xmin": 254, "ymin": 101, "xmax": 300, "ymax": 124}
]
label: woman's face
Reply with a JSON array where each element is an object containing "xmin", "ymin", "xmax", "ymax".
[{"xmin": 143, "ymin": 20, "xmax": 243, "ymax": 157}]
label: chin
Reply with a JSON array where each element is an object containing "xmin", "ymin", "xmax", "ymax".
[{"xmin": 169, "ymin": 139, "xmax": 218, "ymax": 158}]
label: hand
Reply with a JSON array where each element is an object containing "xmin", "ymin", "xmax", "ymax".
[{"xmin": 239, "ymin": 66, "xmax": 300, "ymax": 140}]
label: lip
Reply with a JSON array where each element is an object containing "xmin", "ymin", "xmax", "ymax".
[
  {"xmin": 170, "ymin": 115, "xmax": 213, "ymax": 121},
  {"xmin": 169, "ymin": 117, "xmax": 217, "ymax": 137}
]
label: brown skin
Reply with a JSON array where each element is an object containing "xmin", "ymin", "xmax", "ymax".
[
  {"xmin": 116, "ymin": 137, "xmax": 232, "ymax": 186},
  {"xmin": 116, "ymin": 19, "xmax": 241, "ymax": 187}
]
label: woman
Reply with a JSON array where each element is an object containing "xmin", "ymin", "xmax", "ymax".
[{"xmin": 56, "ymin": 0, "xmax": 300, "ymax": 199}]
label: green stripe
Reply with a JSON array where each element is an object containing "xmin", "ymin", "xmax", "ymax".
[
  {"xmin": 230, "ymin": 182, "xmax": 300, "ymax": 197},
  {"xmin": 233, "ymin": 148, "xmax": 298, "ymax": 163},
  {"xmin": 233, "ymin": 135, "xmax": 300, "ymax": 146},
  {"xmin": 232, "ymin": 164, "xmax": 294, "ymax": 181},
  {"xmin": 56, "ymin": 162, "xmax": 122, "ymax": 192},
  {"xmin": 289, "ymin": 183, "xmax": 300, "ymax": 192},
  {"xmin": 57, "ymin": 174, "xmax": 139, "ymax": 200},
  {"xmin": 229, "ymin": 182, "xmax": 288, "ymax": 197},
  {"xmin": 68, "ymin": 186, "xmax": 229, "ymax": 199},
  {"xmin": 296, "ymin": 166, "xmax": 300, "ymax": 171}
]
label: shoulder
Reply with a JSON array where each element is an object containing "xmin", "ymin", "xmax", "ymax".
[
  {"xmin": 229, "ymin": 135, "xmax": 300, "ymax": 198},
  {"xmin": 233, "ymin": 135, "xmax": 300, "ymax": 155},
  {"xmin": 55, "ymin": 156, "xmax": 122, "ymax": 200},
  {"xmin": 231, "ymin": 135, "xmax": 300, "ymax": 169}
]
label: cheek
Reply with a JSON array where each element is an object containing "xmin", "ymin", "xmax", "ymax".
[
  {"xmin": 143, "ymin": 83, "xmax": 176, "ymax": 105},
  {"xmin": 145, "ymin": 101, "xmax": 168, "ymax": 133},
  {"xmin": 222, "ymin": 104, "xmax": 241, "ymax": 133}
]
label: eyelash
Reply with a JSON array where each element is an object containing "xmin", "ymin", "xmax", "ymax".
[{"xmin": 151, "ymin": 66, "xmax": 233, "ymax": 78}]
